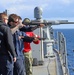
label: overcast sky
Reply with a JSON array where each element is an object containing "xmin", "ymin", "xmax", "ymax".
[{"xmin": 0, "ymin": 0, "xmax": 74, "ymax": 29}]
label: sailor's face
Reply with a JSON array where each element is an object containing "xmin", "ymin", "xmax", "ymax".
[
  {"xmin": 18, "ymin": 19, "xmax": 22, "ymax": 25},
  {"xmin": 3, "ymin": 16, "xmax": 8, "ymax": 24},
  {"xmin": 13, "ymin": 18, "xmax": 19, "ymax": 26},
  {"xmin": 19, "ymin": 19, "xmax": 22, "ymax": 23}
]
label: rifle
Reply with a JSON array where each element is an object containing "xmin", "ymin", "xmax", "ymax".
[
  {"xmin": 23, "ymin": 7, "xmax": 74, "ymax": 26},
  {"xmin": 23, "ymin": 19, "xmax": 74, "ymax": 26},
  {"xmin": 38, "ymin": 38, "xmax": 46, "ymax": 40}
]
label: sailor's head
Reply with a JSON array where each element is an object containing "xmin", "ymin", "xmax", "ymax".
[
  {"xmin": 22, "ymin": 18, "xmax": 30, "ymax": 26},
  {"xmin": 0, "ymin": 13, "xmax": 8, "ymax": 24},
  {"xmin": 18, "ymin": 16, "xmax": 22, "ymax": 23},
  {"xmin": 8, "ymin": 14, "xmax": 19, "ymax": 27}
]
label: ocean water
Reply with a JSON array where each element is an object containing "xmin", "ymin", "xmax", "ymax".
[{"xmin": 54, "ymin": 29, "xmax": 74, "ymax": 75}]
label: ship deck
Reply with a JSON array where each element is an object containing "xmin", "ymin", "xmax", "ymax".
[
  {"xmin": 32, "ymin": 50, "xmax": 69, "ymax": 75},
  {"xmin": 33, "ymin": 56, "xmax": 57, "ymax": 75}
]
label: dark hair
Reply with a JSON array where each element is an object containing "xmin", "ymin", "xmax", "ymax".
[
  {"xmin": 8, "ymin": 14, "xmax": 18, "ymax": 23},
  {"xmin": 18, "ymin": 16, "xmax": 22, "ymax": 20}
]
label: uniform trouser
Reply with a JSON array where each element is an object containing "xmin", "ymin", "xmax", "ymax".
[
  {"xmin": 0, "ymin": 55, "xmax": 13, "ymax": 75},
  {"xmin": 13, "ymin": 56, "xmax": 26, "ymax": 75},
  {"xmin": 24, "ymin": 50, "xmax": 33, "ymax": 75}
]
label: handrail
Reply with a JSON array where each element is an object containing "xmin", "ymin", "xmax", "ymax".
[{"xmin": 58, "ymin": 32, "xmax": 70, "ymax": 75}]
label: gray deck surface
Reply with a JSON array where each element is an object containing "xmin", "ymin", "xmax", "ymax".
[{"xmin": 33, "ymin": 57, "xmax": 57, "ymax": 75}]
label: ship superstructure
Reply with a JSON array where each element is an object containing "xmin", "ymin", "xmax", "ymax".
[{"xmin": 29, "ymin": 7, "xmax": 74, "ymax": 75}]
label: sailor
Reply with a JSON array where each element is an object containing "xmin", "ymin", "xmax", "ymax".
[
  {"xmin": 22, "ymin": 18, "xmax": 40, "ymax": 75},
  {"xmin": 0, "ymin": 13, "xmax": 16, "ymax": 75},
  {"xmin": 8, "ymin": 14, "xmax": 39, "ymax": 75}
]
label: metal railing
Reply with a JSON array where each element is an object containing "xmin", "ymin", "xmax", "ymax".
[{"xmin": 58, "ymin": 32, "xmax": 69, "ymax": 75}]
